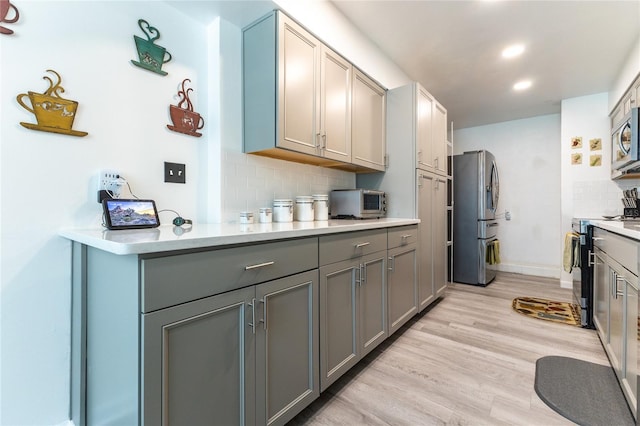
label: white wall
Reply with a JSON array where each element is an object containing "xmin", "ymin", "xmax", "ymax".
[
  {"xmin": 453, "ymin": 114, "xmax": 562, "ymax": 278},
  {"xmin": 1, "ymin": 2, "xmax": 208, "ymax": 424}
]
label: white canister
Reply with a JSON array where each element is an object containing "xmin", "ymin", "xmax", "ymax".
[
  {"xmin": 273, "ymin": 199, "xmax": 293, "ymax": 223},
  {"xmin": 312, "ymin": 194, "xmax": 329, "ymax": 221},
  {"xmin": 259, "ymin": 207, "xmax": 272, "ymax": 223},
  {"xmin": 295, "ymin": 196, "xmax": 314, "ymax": 222},
  {"xmin": 239, "ymin": 211, "xmax": 254, "ymax": 224}
]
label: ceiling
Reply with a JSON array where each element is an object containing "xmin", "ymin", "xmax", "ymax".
[
  {"xmin": 331, "ymin": 0, "xmax": 640, "ymax": 129},
  {"xmin": 171, "ymin": 0, "xmax": 640, "ymax": 129}
]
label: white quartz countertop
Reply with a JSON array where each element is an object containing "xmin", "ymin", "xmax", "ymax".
[
  {"xmin": 59, "ymin": 218, "xmax": 420, "ymax": 255},
  {"xmin": 589, "ymin": 219, "xmax": 640, "ymax": 240}
]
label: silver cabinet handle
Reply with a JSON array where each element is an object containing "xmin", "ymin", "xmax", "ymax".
[
  {"xmin": 588, "ymin": 250, "xmax": 595, "ymax": 267},
  {"xmin": 355, "ymin": 242, "xmax": 370, "ymax": 249},
  {"xmin": 592, "ymin": 237, "xmax": 604, "ymax": 241},
  {"xmin": 258, "ymin": 298, "xmax": 267, "ymax": 330},
  {"xmin": 248, "ymin": 298, "xmax": 256, "ymax": 334},
  {"xmin": 615, "ymin": 274, "xmax": 626, "ymax": 298},
  {"xmin": 355, "ymin": 265, "xmax": 362, "ymax": 286},
  {"xmin": 245, "ymin": 261, "xmax": 275, "ymax": 270},
  {"xmin": 401, "ymin": 234, "xmax": 413, "ymax": 239},
  {"xmin": 388, "ymin": 256, "xmax": 394, "ymax": 271}
]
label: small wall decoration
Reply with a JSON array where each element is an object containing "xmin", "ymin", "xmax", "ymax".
[
  {"xmin": 131, "ymin": 19, "xmax": 172, "ymax": 76},
  {"xmin": 167, "ymin": 78, "xmax": 204, "ymax": 137},
  {"xmin": 16, "ymin": 69, "xmax": 88, "ymax": 137},
  {"xmin": 589, "ymin": 138, "xmax": 602, "ymax": 151},
  {"xmin": 590, "ymin": 155, "xmax": 602, "ymax": 167},
  {"xmin": 571, "ymin": 136, "xmax": 582, "ymax": 149},
  {"xmin": 571, "ymin": 153, "xmax": 582, "ymax": 165},
  {"xmin": 0, "ymin": 0, "xmax": 19, "ymax": 35}
]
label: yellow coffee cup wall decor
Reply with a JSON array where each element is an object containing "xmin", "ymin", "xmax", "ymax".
[{"xmin": 16, "ymin": 69, "xmax": 88, "ymax": 137}]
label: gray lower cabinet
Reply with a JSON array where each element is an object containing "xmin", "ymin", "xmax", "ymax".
[
  {"xmin": 592, "ymin": 228, "xmax": 638, "ymax": 418},
  {"xmin": 73, "ymin": 237, "xmax": 319, "ymax": 426},
  {"xmin": 387, "ymin": 225, "xmax": 418, "ymax": 334},
  {"xmin": 142, "ymin": 270, "xmax": 319, "ymax": 426},
  {"xmin": 319, "ymin": 229, "xmax": 387, "ymax": 391},
  {"xmin": 142, "ymin": 286, "xmax": 257, "ymax": 426}
]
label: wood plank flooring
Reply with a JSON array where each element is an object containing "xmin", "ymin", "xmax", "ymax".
[{"xmin": 289, "ymin": 272, "xmax": 610, "ymax": 425}]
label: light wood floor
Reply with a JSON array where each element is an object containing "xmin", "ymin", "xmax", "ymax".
[{"xmin": 289, "ymin": 272, "xmax": 610, "ymax": 425}]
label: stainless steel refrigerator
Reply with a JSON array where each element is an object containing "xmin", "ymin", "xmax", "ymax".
[{"xmin": 453, "ymin": 150, "xmax": 500, "ymax": 285}]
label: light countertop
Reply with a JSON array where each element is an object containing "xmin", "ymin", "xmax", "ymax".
[
  {"xmin": 589, "ymin": 219, "xmax": 640, "ymax": 241},
  {"xmin": 59, "ymin": 218, "xmax": 420, "ymax": 255}
]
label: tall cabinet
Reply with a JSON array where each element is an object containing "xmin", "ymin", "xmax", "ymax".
[{"xmin": 358, "ymin": 81, "xmax": 449, "ymax": 312}]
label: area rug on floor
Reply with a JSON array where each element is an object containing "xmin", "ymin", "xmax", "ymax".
[
  {"xmin": 511, "ymin": 296, "xmax": 580, "ymax": 326},
  {"xmin": 535, "ymin": 356, "xmax": 634, "ymax": 426}
]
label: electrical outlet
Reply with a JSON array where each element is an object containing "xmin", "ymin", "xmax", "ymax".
[
  {"xmin": 164, "ymin": 162, "xmax": 186, "ymax": 184},
  {"xmin": 97, "ymin": 169, "xmax": 122, "ymax": 202}
]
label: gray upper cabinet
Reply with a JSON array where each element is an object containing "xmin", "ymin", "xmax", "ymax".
[
  {"xmin": 352, "ymin": 68, "xmax": 386, "ymax": 172},
  {"xmin": 320, "ymin": 45, "xmax": 352, "ymax": 163},
  {"xmin": 243, "ymin": 11, "xmax": 383, "ymax": 172}
]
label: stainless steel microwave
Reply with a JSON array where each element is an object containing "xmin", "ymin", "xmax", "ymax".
[
  {"xmin": 612, "ymin": 107, "xmax": 640, "ymax": 179},
  {"xmin": 330, "ymin": 189, "xmax": 386, "ymax": 219}
]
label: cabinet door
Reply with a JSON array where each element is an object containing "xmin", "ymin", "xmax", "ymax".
[
  {"xmin": 433, "ymin": 101, "xmax": 448, "ymax": 175},
  {"xmin": 278, "ymin": 14, "xmax": 320, "ymax": 155},
  {"xmin": 433, "ymin": 176, "xmax": 448, "ymax": 297},
  {"xmin": 360, "ymin": 252, "xmax": 387, "ymax": 357},
  {"xmin": 319, "ymin": 259, "xmax": 359, "ymax": 391},
  {"xmin": 320, "ymin": 46, "xmax": 352, "ymax": 163},
  {"xmin": 609, "ymin": 266, "xmax": 625, "ymax": 374},
  {"xmin": 624, "ymin": 282, "xmax": 638, "ymax": 414},
  {"xmin": 142, "ymin": 287, "xmax": 255, "ymax": 426},
  {"xmin": 388, "ymin": 244, "xmax": 418, "ymax": 334},
  {"xmin": 417, "ymin": 171, "xmax": 435, "ymax": 310},
  {"xmin": 255, "ymin": 270, "xmax": 319, "ymax": 426},
  {"xmin": 416, "ymin": 86, "xmax": 434, "ymax": 170},
  {"xmin": 352, "ymin": 68, "xmax": 386, "ymax": 171},
  {"xmin": 593, "ymin": 248, "xmax": 609, "ymax": 342}
]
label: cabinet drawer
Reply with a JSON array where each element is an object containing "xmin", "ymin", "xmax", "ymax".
[
  {"xmin": 319, "ymin": 229, "xmax": 386, "ymax": 265},
  {"xmin": 387, "ymin": 225, "xmax": 418, "ymax": 249},
  {"xmin": 141, "ymin": 237, "xmax": 318, "ymax": 312},
  {"xmin": 594, "ymin": 228, "xmax": 638, "ymax": 276}
]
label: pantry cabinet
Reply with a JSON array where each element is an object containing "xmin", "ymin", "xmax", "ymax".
[
  {"xmin": 592, "ymin": 228, "xmax": 638, "ymax": 417},
  {"xmin": 318, "ymin": 229, "xmax": 387, "ymax": 391},
  {"xmin": 243, "ymin": 10, "xmax": 383, "ymax": 172}
]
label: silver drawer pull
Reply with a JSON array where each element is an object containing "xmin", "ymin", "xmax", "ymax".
[
  {"xmin": 355, "ymin": 242, "xmax": 370, "ymax": 249},
  {"xmin": 245, "ymin": 261, "xmax": 275, "ymax": 270},
  {"xmin": 401, "ymin": 234, "xmax": 412, "ymax": 239}
]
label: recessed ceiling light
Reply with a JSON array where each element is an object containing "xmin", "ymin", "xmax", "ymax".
[
  {"xmin": 502, "ymin": 44, "xmax": 525, "ymax": 59},
  {"xmin": 513, "ymin": 80, "xmax": 532, "ymax": 91}
]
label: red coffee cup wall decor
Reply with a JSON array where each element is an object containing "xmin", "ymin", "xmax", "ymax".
[
  {"xmin": 167, "ymin": 78, "xmax": 204, "ymax": 137},
  {"xmin": 0, "ymin": 0, "xmax": 20, "ymax": 35},
  {"xmin": 16, "ymin": 69, "xmax": 88, "ymax": 137}
]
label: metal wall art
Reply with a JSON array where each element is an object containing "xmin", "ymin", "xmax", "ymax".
[
  {"xmin": 167, "ymin": 78, "xmax": 204, "ymax": 137},
  {"xmin": 131, "ymin": 19, "xmax": 172, "ymax": 76},
  {"xmin": 16, "ymin": 69, "xmax": 88, "ymax": 137},
  {"xmin": 0, "ymin": 0, "xmax": 20, "ymax": 35}
]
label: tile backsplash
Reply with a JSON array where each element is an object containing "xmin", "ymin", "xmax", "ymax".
[
  {"xmin": 222, "ymin": 149, "xmax": 356, "ymax": 223},
  {"xmin": 573, "ymin": 179, "xmax": 640, "ymax": 217}
]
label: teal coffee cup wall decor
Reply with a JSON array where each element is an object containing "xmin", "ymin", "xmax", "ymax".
[{"xmin": 131, "ymin": 19, "xmax": 171, "ymax": 76}]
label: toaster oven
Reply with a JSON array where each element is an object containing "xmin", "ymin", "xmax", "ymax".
[{"xmin": 330, "ymin": 189, "xmax": 386, "ymax": 219}]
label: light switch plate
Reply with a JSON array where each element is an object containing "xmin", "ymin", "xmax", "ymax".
[{"xmin": 164, "ymin": 162, "xmax": 186, "ymax": 184}]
